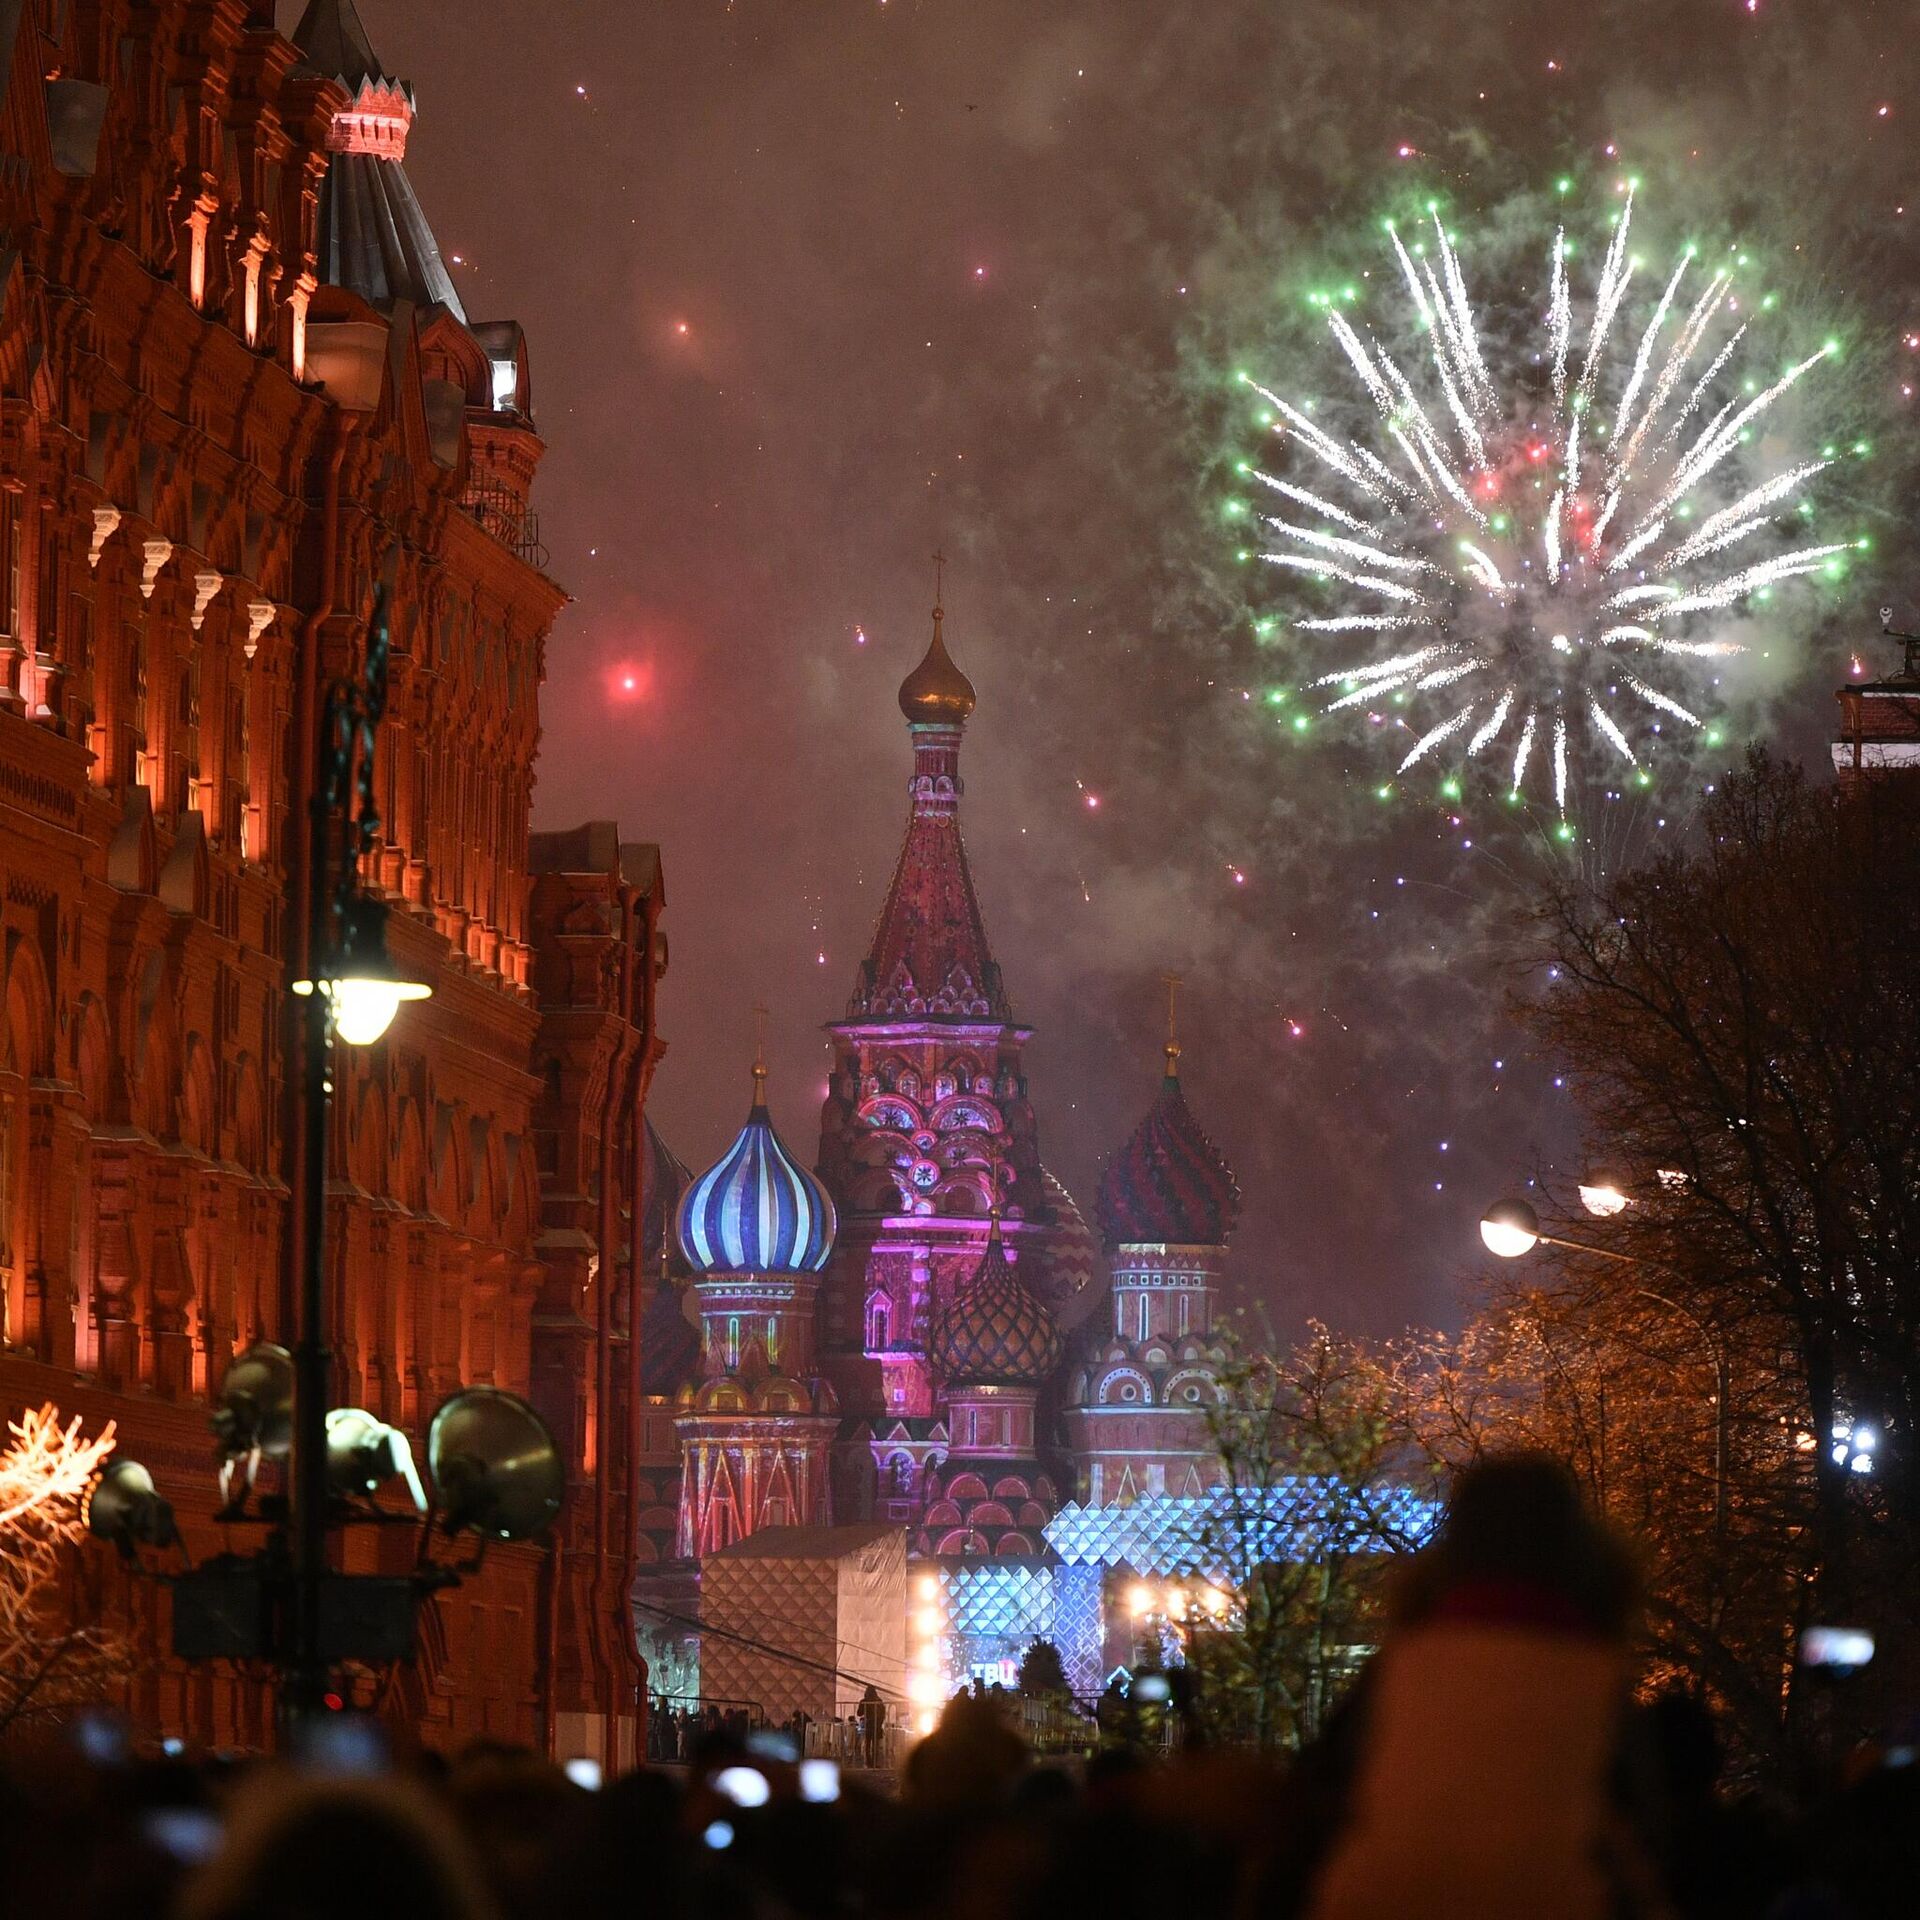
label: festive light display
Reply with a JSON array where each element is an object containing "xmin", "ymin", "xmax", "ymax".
[
  {"xmin": 2, "ymin": 1406, "xmax": 118, "ymax": 1716},
  {"xmin": 1045, "ymin": 1484, "xmax": 1439, "ymax": 1577},
  {"xmin": 1237, "ymin": 188, "xmax": 1855, "ymax": 813}
]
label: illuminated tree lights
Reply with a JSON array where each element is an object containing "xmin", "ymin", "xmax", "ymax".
[
  {"xmin": 1, "ymin": 1404, "xmax": 123, "ymax": 1729},
  {"xmin": 1234, "ymin": 188, "xmax": 1858, "ymax": 814}
]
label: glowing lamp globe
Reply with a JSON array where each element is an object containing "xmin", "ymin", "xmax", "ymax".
[
  {"xmin": 1479, "ymin": 1198, "xmax": 1542, "ymax": 1260},
  {"xmin": 1578, "ymin": 1170, "xmax": 1633, "ymax": 1218},
  {"xmin": 292, "ymin": 899, "xmax": 431, "ymax": 1046},
  {"xmin": 330, "ymin": 974, "xmax": 426, "ymax": 1046}
]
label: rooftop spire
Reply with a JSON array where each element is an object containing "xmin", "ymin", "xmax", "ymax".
[
  {"xmin": 293, "ymin": 0, "xmax": 466, "ymax": 318},
  {"xmin": 1161, "ymin": 971, "xmax": 1183, "ymax": 1079},
  {"xmin": 851, "ymin": 575, "xmax": 1007, "ymax": 1023},
  {"xmin": 750, "ymin": 1004, "xmax": 770, "ymax": 1108},
  {"xmin": 291, "ymin": 0, "xmax": 383, "ymax": 86}
]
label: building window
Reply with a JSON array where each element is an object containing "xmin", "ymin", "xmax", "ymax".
[
  {"xmin": 766, "ymin": 1316, "xmax": 779, "ymax": 1365},
  {"xmin": 726, "ymin": 1315, "xmax": 739, "ymax": 1370}
]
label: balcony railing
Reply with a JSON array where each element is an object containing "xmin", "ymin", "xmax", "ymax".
[{"xmin": 459, "ymin": 478, "xmax": 549, "ymax": 572}]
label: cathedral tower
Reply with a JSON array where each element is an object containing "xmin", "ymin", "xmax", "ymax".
[
  {"xmin": 815, "ymin": 584, "xmax": 1093, "ymax": 1524},
  {"xmin": 673, "ymin": 1055, "xmax": 840, "ymax": 1557},
  {"xmin": 1064, "ymin": 1004, "xmax": 1240, "ymax": 1505}
]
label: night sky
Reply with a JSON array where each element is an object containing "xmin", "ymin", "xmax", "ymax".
[{"xmin": 345, "ymin": 2, "xmax": 1918, "ymax": 1336}]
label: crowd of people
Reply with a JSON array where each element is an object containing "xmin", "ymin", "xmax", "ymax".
[{"xmin": 1, "ymin": 1455, "xmax": 1913, "ymax": 1919}]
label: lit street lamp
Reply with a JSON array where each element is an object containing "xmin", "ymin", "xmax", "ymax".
[{"xmin": 1479, "ymin": 1195, "xmax": 1731, "ymax": 1544}]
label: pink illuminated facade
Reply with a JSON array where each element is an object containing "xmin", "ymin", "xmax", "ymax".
[{"xmin": 810, "ymin": 605, "xmax": 1095, "ymax": 1544}]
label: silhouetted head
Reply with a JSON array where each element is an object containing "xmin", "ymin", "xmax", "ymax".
[
  {"xmin": 178, "ymin": 1774, "xmax": 495, "ymax": 1920},
  {"xmin": 1396, "ymin": 1451, "xmax": 1639, "ymax": 1637}
]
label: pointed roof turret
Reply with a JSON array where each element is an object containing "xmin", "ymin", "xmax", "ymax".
[
  {"xmin": 293, "ymin": 0, "xmax": 466, "ymax": 318},
  {"xmin": 291, "ymin": 0, "xmax": 382, "ymax": 83},
  {"xmin": 848, "ymin": 568, "xmax": 1009, "ymax": 1022},
  {"xmin": 1096, "ymin": 1001, "xmax": 1241, "ymax": 1250}
]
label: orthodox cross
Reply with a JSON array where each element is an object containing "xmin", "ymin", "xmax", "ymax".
[
  {"xmin": 932, "ymin": 548, "xmax": 946, "ymax": 613},
  {"xmin": 1161, "ymin": 970, "xmax": 1182, "ymax": 1075},
  {"xmin": 751, "ymin": 1003, "xmax": 770, "ymax": 1097}
]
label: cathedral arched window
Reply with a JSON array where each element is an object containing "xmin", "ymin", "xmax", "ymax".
[
  {"xmin": 866, "ymin": 1296, "xmax": 890, "ymax": 1351},
  {"xmin": 726, "ymin": 1315, "xmax": 740, "ymax": 1370}
]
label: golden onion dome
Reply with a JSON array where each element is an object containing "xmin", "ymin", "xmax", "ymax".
[{"xmin": 898, "ymin": 608, "xmax": 977, "ymax": 725}]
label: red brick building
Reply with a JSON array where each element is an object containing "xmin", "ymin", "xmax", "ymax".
[{"xmin": 0, "ymin": 0, "xmax": 660, "ymax": 1758}]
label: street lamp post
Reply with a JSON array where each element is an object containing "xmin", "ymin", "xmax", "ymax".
[
  {"xmin": 84, "ymin": 586, "xmax": 567, "ymax": 1747},
  {"xmin": 285, "ymin": 584, "xmax": 429, "ymax": 1723},
  {"xmin": 1478, "ymin": 1196, "xmax": 1730, "ymax": 1545}
]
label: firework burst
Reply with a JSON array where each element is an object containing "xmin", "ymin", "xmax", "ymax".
[{"xmin": 1239, "ymin": 189, "xmax": 1851, "ymax": 814}]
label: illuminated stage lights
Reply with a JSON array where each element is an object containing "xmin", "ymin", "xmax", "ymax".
[
  {"xmin": 907, "ymin": 1570, "xmax": 949, "ymax": 1734},
  {"xmin": 1239, "ymin": 188, "xmax": 1853, "ymax": 817}
]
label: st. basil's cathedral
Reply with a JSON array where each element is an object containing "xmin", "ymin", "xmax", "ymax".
[{"xmin": 630, "ymin": 601, "xmax": 1244, "ymax": 1716}]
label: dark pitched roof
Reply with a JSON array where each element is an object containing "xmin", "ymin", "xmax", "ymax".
[
  {"xmin": 291, "ymin": 0, "xmax": 383, "ymax": 86},
  {"xmin": 316, "ymin": 151, "xmax": 465, "ymax": 319}
]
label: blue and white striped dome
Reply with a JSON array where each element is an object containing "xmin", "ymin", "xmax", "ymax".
[{"xmin": 677, "ymin": 1075, "xmax": 837, "ymax": 1275}]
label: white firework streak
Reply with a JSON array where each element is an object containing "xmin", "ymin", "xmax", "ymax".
[
  {"xmin": 1589, "ymin": 697, "xmax": 1639, "ymax": 764},
  {"xmin": 1327, "ymin": 312, "xmax": 1400, "ymax": 415},
  {"xmin": 1469, "ymin": 689, "xmax": 1515, "ymax": 754},
  {"xmin": 1645, "ymin": 637, "xmax": 1745, "ymax": 657},
  {"xmin": 1609, "ymin": 251, "xmax": 1692, "ymax": 450},
  {"xmin": 1260, "ymin": 517, "xmax": 1434, "ymax": 574},
  {"xmin": 1246, "ymin": 468, "xmax": 1380, "ymax": 535},
  {"xmin": 1459, "ymin": 543, "xmax": 1511, "ymax": 595},
  {"xmin": 1398, "ymin": 704, "xmax": 1478, "ymax": 772},
  {"xmin": 1654, "ymin": 544, "xmax": 1847, "ymax": 616},
  {"xmin": 1258, "ymin": 553, "xmax": 1429, "ymax": 602},
  {"xmin": 1605, "ymin": 517, "xmax": 1668, "ymax": 575},
  {"xmin": 1625, "ymin": 676, "xmax": 1701, "ymax": 725},
  {"xmin": 1313, "ymin": 647, "xmax": 1448, "ymax": 686},
  {"xmin": 1659, "ymin": 455, "xmax": 1827, "ymax": 568},
  {"xmin": 1434, "ymin": 215, "xmax": 1496, "ymax": 409},
  {"xmin": 1576, "ymin": 192, "xmax": 1638, "ymax": 405},
  {"xmin": 1326, "ymin": 675, "xmax": 1412, "ymax": 709},
  {"xmin": 1662, "ymin": 345, "xmax": 1834, "ymax": 509},
  {"xmin": 1415, "ymin": 660, "xmax": 1482, "ymax": 691},
  {"xmin": 1295, "ymin": 613, "xmax": 1436, "ymax": 633},
  {"xmin": 1512, "ymin": 708, "xmax": 1538, "ymax": 790},
  {"xmin": 1615, "ymin": 269, "xmax": 1730, "ymax": 475},
  {"xmin": 1548, "ymin": 231, "xmax": 1572, "ymax": 408},
  {"xmin": 1251, "ymin": 192, "xmax": 1838, "ymax": 808},
  {"xmin": 1654, "ymin": 325, "xmax": 1748, "ymax": 459}
]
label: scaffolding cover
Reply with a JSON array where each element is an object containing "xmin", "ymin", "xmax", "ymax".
[{"xmin": 701, "ymin": 1524, "xmax": 907, "ymax": 1724}]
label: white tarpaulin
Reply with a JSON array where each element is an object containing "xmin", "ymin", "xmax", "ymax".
[{"xmin": 700, "ymin": 1523, "xmax": 907, "ymax": 1723}]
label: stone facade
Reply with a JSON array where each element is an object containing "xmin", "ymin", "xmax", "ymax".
[{"xmin": 0, "ymin": 0, "xmax": 656, "ymax": 1757}]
